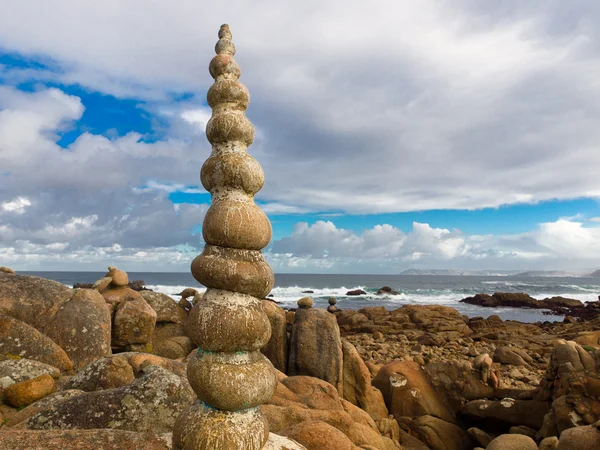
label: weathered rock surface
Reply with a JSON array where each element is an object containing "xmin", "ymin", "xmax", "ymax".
[
  {"xmin": 0, "ymin": 358, "xmax": 59, "ymax": 388},
  {"xmin": 0, "ymin": 429, "xmax": 171, "ymax": 450},
  {"xmin": 459, "ymin": 398, "xmax": 549, "ymax": 431},
  {"xmin": 288, "ymin": 307, "xmax": 343, "ymax": 393},
  {"xmin": 19, "ymin": 365, "xmax": 194, "ymax": 432},
  {"xmin": 556, "ymin": 423, "xmax": 600, "ymax": 449},
  {"xmin": 373, "ymin": 360, "xmax": 456, "ymax": 424},
  {"xmin": 341, "ymin": 339, "xmax": 388, "ymax": 420},
  {"xmin": 5, "ymin": 390, "xmax": 85, "ymax": 427},
  {"xmin": 64, "ymin": 352, "xmax": 188, "ymax": 392},
  {"xmin": 0, "ymin": 315, "xmax": 73, "ymax": 371},
  {"xmin": 279, "ymin": 420, "xmax": 356, "ymax": 450},
  {"xmin": 263, "ymin": 373, "xmax": 400, "ymax": 450},
  {"xmin": 400, "ymin": 415, "xmax": 473, "ymax": 450},
  {"xmin": 104, "ymin": 286, "xmax": 157, "ymax": 348},
  {"xmin": 486, "ymin": 433, "xmax": 537, "ymax": 450},
  {"xmin": 4, "ymin": 374, "xmax": 56, "ymax": 407},
  {"xmin": 493, "ymin": 346, "xmax": 527, "ymax": 366},
  {"xmin": 140, "ymin": 290, "xmax": 185, "ymax": 324},
  {"xmin": 262, "ymin": 299, "xmax": 289, "ymax": 373},
  {"xmin": 0, "ymin": 273, "xmax": 111, "ymax": 370}
]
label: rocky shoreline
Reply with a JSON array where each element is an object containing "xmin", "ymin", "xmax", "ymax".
[{"xmin": 1, "ymin": 268, "xmax": 600, "ymax": 449}]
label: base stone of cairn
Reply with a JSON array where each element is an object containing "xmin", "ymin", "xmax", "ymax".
[{"xmin": 172, "ymin": 24, "xmax": 305, "ymax": 450}]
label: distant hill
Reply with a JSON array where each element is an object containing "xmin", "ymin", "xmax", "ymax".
[
  {"xmin": 589, "ymin": 270, "xmax": 600, "ymax": 277},
  {"xmin": 399, "ymin": 269, "xmax": 518, "ymax": 276},
  {"xmin": 514, "ymin": 270, "xmax": 577, "ymax": 277}
]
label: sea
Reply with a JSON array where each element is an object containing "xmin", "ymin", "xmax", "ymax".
[{"xmin": 22, "ymin": 272, "xmax": 600, "ymax": 324}]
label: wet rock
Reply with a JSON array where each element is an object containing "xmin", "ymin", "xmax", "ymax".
[
  {"xmin": 541, "ymin": 297, "xmax": 584, "ymax": 308},
  {"xmin": 346, "ymin": 289, "xmax": 367, "ymax": 296},
  {"xmin": 21, "ymin": 365, "xmax": 194, "ymax": 433},
  {"xmin": 376, "ymin": 286, "xmax": 400, "ymax": 295},
  {"xmin": 0, "ymin": 315, "xmax": 73, "ymax": 372}
]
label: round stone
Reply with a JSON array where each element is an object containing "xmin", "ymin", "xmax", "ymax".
[
  {"xmin": 187, "ymin": 288, "xmax": 271, "ymax": 352},
  {"xmin": 209, "ymin": 53, "xmax": 241, "ymax": 80},
  {"xmin": 106, "ymin": 268, "xmax": 128, "ymax": 287},
  {"xmin": 187, "ymin": 349, "xmax": 277, "ymax": 411},
  {"xmin": 191, "ymin": 245, "xmax": 274, "ymax": 299},
  {"xmin": 328, "ymin": 297, "xmax": 337, "ymax": 305},
  {"xmin": 207, "ymin": 79, "xmax": 249, "ymax": 110},
  {"xmin": 201, "ymin": 151, "xmax": 264, "ymax": 195},
  {"xmin": 203, "ymin": 199, "xmax": 272, "ymax": 250},
  {"xmin": 215, "ymin": 39, "xmax": 235, "ymax": 56},
  {"xmin": 297, "ymin": 297, "xmax": 313, "ymax": 309},
  {"xmin": 173, "ymin": 401, "xmax": 269, "ymax": 450},
  {"xmin": 206, "ymin": 110, "xmax": 254, "ymax": 146}
]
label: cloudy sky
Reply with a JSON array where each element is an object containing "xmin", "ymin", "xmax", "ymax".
[{"xmin": 1, "ymin": 0, "xmax": 600, "ymax": 273}]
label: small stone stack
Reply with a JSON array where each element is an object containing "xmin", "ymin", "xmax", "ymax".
[{"xmin": 173, "ymin": 24, "xmax": 278, "ymax": 449}]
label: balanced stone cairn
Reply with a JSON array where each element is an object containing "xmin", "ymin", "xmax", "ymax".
[
  {"xmin": 327, "ymin": 296, "xmax": 338, "ymax": 313},
  {"xmin": 173, "ymin": 24, "xmax": 279, "ymax": 449}
]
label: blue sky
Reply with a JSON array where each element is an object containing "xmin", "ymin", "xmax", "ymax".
[{"xmin": 1, "ymin": 1, "xmax": 600, "ymax": 273}]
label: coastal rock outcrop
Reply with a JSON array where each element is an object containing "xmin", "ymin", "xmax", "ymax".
[
  {"xmin": 0, "ymin": 273, "xmax": 111, "ymax": 370},
  {"xmin": 64, "ymin": 352, "xmax": 187, "ymax": 392},
  {"xmin": 140, "ymin": 290, "xmax": 192, "ymax": 359},
  {"xmin": 99, "ymin": 268, "xmax": 157, "ymax": 350},
  {"xmin": 19, "ymin": 365, "xmax": 194, "ymax": 433},
  {"xmin": 373, "ymin": 360, "xmax": 456, "ymax": 424},
  {"xmin": 262, "ymin": 299, "xmax": 289, "ymax": 373},
  {"xmin": 0, "ymin": 315, "xmax": 73, "ymax": 372},
  {"xmin": 0, "ymin": 430, "xmax": 171, "ymax": 450},
  {"xmin": 341, "ymin": 339, "xmax": 389, "ymax": 420},
  {"xmin": 288, "ymin": 300, "xmax": 343, "ymax": 393},
  {"xmin": 263, "ymin": 372, "xmax": 400, "ymax": 449}
]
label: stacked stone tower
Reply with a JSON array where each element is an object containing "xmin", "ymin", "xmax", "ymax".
[{"xmin": 173, "ymin": 24, "xmax": 277, "ymax": 449}]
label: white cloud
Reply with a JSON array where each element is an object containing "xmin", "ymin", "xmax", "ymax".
[
  {"xmin": 0, "ymin": 2, "xmax": 599, "ymax": 213},
  {"xmin": 180, "ymin": 108, "xmax": 212, "ymax": 132},
  {"xmin": 269, "ymin": 218, "xmax": 600, "ymax": 272},
  {"xmin": 1, "ymin": 2, "xmax": 600, "ymax": 271},
  {"xmin": 1, "ymin": 197, "xmax": 31, "ymax": 214}
]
